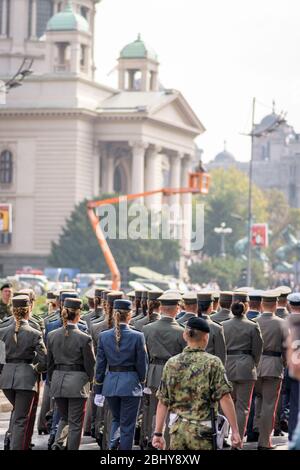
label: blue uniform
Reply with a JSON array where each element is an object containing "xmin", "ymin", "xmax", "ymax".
[
  {"xmin": 247, "ymin": 310, "xmax": 261, "ymax": 321},
  {"xmin": 94, "ymin": 324, "xmax": 148, "ymax": 449}
]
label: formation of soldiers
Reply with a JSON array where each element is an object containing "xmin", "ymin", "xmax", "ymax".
[{"xmin": 0, "ymin": 280, "xmax": 299, "ymax": 450}]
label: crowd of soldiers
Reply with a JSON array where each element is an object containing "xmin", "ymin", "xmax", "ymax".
[{"xmin": 0, "ymin": 281, "xmax": 299, "ymax": 451}]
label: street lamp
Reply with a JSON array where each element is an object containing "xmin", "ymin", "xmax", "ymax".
[
  {"xmin": 214, "ymin": 222, "xmax": 232, "ymax": 258},
  {"xmin": 0, "ymin": 58, "xmax": 33, "ymax": 95},
  {"xmin": 244, "ymin": 99, "xmax": 286, "ymax": 285}
]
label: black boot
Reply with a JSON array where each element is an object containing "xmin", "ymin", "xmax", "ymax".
[{"xmin": 3, "ymin": 432, "xmax": 10, "ymax": 451}]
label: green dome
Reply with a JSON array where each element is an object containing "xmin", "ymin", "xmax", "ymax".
[
  {"xmin": 47, "ymin": 1, "xmax": 89, "ymax": 33},
  {"xmin": 120, "ymin": 34, "xmax": 158, "ymax": 61}
]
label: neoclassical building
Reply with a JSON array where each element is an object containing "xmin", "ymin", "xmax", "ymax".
[{"xmin": 0, "ymin": 0, "xmax": 205, "ymax": 275}]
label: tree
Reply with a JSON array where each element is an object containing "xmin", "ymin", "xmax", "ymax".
[{"xmin": 48, "ymin": 196, "xmax": 179, "ymax": 275}]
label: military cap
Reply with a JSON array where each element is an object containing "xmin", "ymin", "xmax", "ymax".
[
  {"xmin": 197, "ymin": 292, "xmax": 214, "ymax": 302},
  {"xmin": 127, "ymin": 291, "xmax": 135, "ymax": 299},
  {"xmin": 135, "ymin": 290, "xmax": 147, "ymax": 300},
  {"xmin": 64, "ymin": 298, "xmax": 82, "ymax": 310},
  {"xmin": 248, "ymin": 290, "xmax": 264, "ymax": 301},
  {"xmin": 158, "ymin": 292, "xmax": 182, "ymax": 305},
  {"xmin": 18, "ymin": 288, "xmax": 36, "ymax": 301},
  {"xmin": 182, "ymin": 292, "xmax": 198, "ymax": 304},
  {"xmin": 186, "ymin": 316, "xmax": 210, "ymax": 333},
  {"xmin": 233, "ymin": 292, "xmax": 249, "ymax": 303},
  {"xmin": 94, "ymin": 288, "xmax": 105, "ymax": 298},
  {"xmin": 235, "ymin": 287, "xmax": 254, "ymax": 293},
  {"xmin": 262, "ymin": 290, "xmax": 279, "ymax": 302},
  {"xmin": 107, "ymin": 291, "xmax": 123, "ymax": 305},
  {"xmin": 0, "ymin": 282, "xmax": 12, "ymax": 291},
  {"xmin": 141, "ymin": 290, "xmax": 148, "ymax": 300},
  {"xmin": 287, "ymin": 293, "xmax": 300, "ymax": 306},
  {"xmin": 85, "ymin": 288, "xmax": 95, "ymax": 300},
  {"xmin": 47, "ymin": 291, "xmax": 56, "ymax": 300},
  {"xmin": 148, "ymin": 290, "xmax": 163, "ymax": 301},
  {"xmin": 276, "ymin": 286, "xmax": 292, "ymax": 299},
  {"xmin": 60, "ymin": 291, "xmax": 78, "ymax": 303},
  {"xmin": 101, "ymin": 290, "xmax": 111, "ymax": 300},
  {"xmin": 12, "ymin": 295, "xmax": 30, "ymax": 308},
  {"xmin": 114, "ymin": 299, "xmax": 132, "ymax": 311},
  {"xmin": 219, "ymin": 291, "xmax": 233, "ymax": 302}
]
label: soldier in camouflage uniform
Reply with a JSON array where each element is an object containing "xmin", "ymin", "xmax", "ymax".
[
  {"xmin": 0, "ymin": 282, "xmax": 13, "ymax": 320},
  {"xmin": 153, "ymin": 317, "xmax": 241, "ymax": 450}
]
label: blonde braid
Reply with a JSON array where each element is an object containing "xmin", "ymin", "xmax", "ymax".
[
  {"xmin": 107, "ymin": 303, "xmax": 114, "ymax": 329},
  {"xmin": 13, "ymin": 307, "xmax": 28, "ymax": 343},
  {"xmin": 62, "ymin": 308, "xmax": 69, "ymax": 336},
  {"xmin": 148, "ymin": 300, "xmax": 160, "ymax": 317},
  {"xmin": 114, "ymin": 310, "xmax": 121, "ymax": 351}
]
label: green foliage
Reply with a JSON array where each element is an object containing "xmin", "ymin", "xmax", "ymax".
[{"xmin": 48, "ymin": 195, "xmax": 179, "ymax": 275}]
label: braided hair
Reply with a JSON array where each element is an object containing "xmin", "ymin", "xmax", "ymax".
[
  {"xmin": 107, "ymin": 302, "xmax": 114, "ymax": 329},
  {"xmin": 142, "ymin": 299, "xmax": 148, "ymax": 316},
  {"xmin": 148, "ymin": 299, "xmax": 160, "ymax": 317},
  {"xmin": 135, "ymin": 298, "xmax": 141, "ymax": 316},
  {"xmin": 114, "ymin": 309, "xmax": 130, "ymax": 351},
  {"xmin": 61, "ymin": 307, "xmax": 80, "ymax": 336},
  {"xmin": 13, "ymin": 306, "xmax": 29, "ymax": 343}
]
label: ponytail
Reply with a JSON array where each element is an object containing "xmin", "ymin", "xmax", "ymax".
[{"xmin": 61, "ymin": 307, "xmax": 79, "ymax": 336}]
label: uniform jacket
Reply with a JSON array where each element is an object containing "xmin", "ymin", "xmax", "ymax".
[
  {"xmin": 82, "ymin": 308, "xmax": 103, "ymax": 333},
  {"xmin": 94, "ymin": 324, "xmax": 148, "ymax": 396},
  {"xmin": 143, "ymin": 316, "xmax": 186, "ymax": 389},
  {"xmin": 135, "ymin": 312, "xmax": 161, "ymax": 331},
  {"xmin": 45, "ymin": 316, "xmax": 87, "ymax": 341},
  {"xmin": 256, "ymin": 313, "xmax": 286, "ymax": 378},
  {"xmin": 0, "ymin": 320, "xmax": 47, "ymax": 391},
  {"xmin": 200, "ymin": 315, "xmax": 227, "ymax": 366},
  {"xmin": 91, "ymin": 318, "xmax": 109, "ymax": 350},
  {"xmin": 223, "ymin": 315, "xmax": 263, "ymax": 381},
  {"xmin": 276, "ymin": 308, "xmax": 289, "ymax": 320},
  {"xmin": 0, "ymin": 300, "xmax": 12, "ymax": 321},
  {"xmin": 177, "ymin": 312, "xmax": 196, "ymax": 325},
  {"xmin": 47, "ymin": 325, "xmax": 95, "ymax": 398},
  {"xmin": 0, "ymin": 315, "xmax": 41, "ymax": 332},
  {"xmin": 211, "ymin": 308, "xmax": 233, "ymax": 323}
]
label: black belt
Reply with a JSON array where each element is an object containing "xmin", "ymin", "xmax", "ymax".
[
  {"xmin": 109, "ymin": 366, "xmax": 136, "ymax": 372},
  {"xmin": 227, "ymin": 350, "xmax": 252, "ymax": 355},
  {"xmin": 6, "ymin": 359, "xmax": 32, "ymax": 364},
  {"xmin": 55, "ymin": 364, "xmax": 85, "ymax": 372},
  {"xmin": 150, "ymin": 358, "xmax": 167, "ymax": 365},
  {"xmin": 263, "ymin": 351, "xmax": 282, "ymax": 357}
]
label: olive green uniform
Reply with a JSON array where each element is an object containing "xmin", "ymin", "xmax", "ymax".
[
  {"xmin": 200, "ymin": 314, "xmax": 227, "ymax": 365},
  {"xmin": 157, "ymin": 347, "xmax": 233, "ymax": 450},
  {"xmin": 135, "ymin": 312, "xmax": 160, "ymax": 331},
  {"xmin": 0, "ymin": 300, "xmax": 12, "ymax": 320},
  {"xmin": 253, "ymin": 313, "xmax": 286, "ymax": 448},
  {"xmin": 276, "ymin": 307, "xmax": 289, "ymax": 320},
  {"xmin": 223, "ymin": 316, "xmax": 263, "ymax": 438},
  {"xmin": 211, "ymin": 308, "xmax": 233, "ymax": 323},
  {"xmin": 177, "ymin": 311, "xmax": 196, "ymax": 325}
]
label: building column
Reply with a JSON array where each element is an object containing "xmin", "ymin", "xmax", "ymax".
[
  {"xmin": 129, "ymin": 140, "xmax": 149, "ymax": 196},
  {"xmin": 169, "ymin": 151, "xmax": 183, "ymax": 205},
  {"xmin": 145, "ymin": 145, "xmax": 162, "ymax": 208},
  {"xmin": 30, "ymin": 0, "xmax": 37, "ymax": 39},
  {"xmin": 70, "ymin": 42, "xmax": 81, "ymax": 74},
  {"xmin": 1, "ymin": 0, "xmax": 7, "ymax": 37},
  {"xmin": 106, "ymin": 148, "xmax": 114, "ymax": 194}
]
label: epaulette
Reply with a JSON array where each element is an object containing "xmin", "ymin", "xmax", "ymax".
[
  {"xmin": 49, "ymin": 317, "xmax": 59, "ymax": 323},
  {"xmin": 212, "ymin": 319, "xmax": 222, "ymax": 326},
  {"xmin": 129, "ymin": 325, "xmax": 137, "ymax": 331},
  {"xmin": 0, "ymin": 316, "xmax": 12, "ymax": 326},
  {"xmin": 221, "ymin": 318, "xmax": 231, "ymax": 322}
]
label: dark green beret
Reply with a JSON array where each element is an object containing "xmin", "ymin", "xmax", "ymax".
[
  {"xmin": 187, "ymin": 316, "xmax": 210, "ymax": 333},
  {"xmin": 12, "ymin": 295, "xmax": 30, "ymax": 308},
  {"xmin": 64, "ymin": 298, "xmax": 82, "ymax": 310},
  {"xmin": 1, "ymin": 282, "xmax": 12, "ymax": 291}
]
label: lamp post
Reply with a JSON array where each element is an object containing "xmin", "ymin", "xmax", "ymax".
[
  {"xmin": 214, "ymin": 222, "xmax": 232, "ymax": 258},
  {"xmin": 245, "ymin": 99, "xmax": 286, "ymax": 285},
  {"xmin": 0, "ymin": 58, "xmax": 33, "ymax": 96}
]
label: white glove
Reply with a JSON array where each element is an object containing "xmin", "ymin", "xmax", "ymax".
[
  {"xmin": 143, "ymin": 387, "xmax": 152, "ymax": 395},
  {"xmin": 94, "ymin": 394, "xmax": 105, "ymax": 407}
]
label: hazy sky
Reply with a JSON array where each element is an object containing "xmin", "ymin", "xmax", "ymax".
[{"xmin": 94, "ymin": 0, "xmax": 299, "ymax": 162}]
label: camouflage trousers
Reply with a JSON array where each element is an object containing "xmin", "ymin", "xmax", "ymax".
[{"xmin": 170, "ymin": 419, "xmax": 213, "ymax": 450}]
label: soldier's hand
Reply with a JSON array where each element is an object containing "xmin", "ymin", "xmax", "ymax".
[
  {"xmin": 231, "ymin": 431, "xmax": 242, "ymax": 449},
  {"xmin": 152, "ymin": 435, "xmax": 166, "ymax": 450}
]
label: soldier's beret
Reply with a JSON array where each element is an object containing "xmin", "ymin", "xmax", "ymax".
[
  {"xmin": 275, "ymin": 286, "xmax": 292, "ymax": 299},
  {"xmin": 219, "ymin": 291, "xmax": 233, "ymax": 302},
  {"xmin": 233, "ymin": 292, "xmax": 249, "ymax": 303},
  {"xmin": 60, "ymin": 291, "xmax": 78, "ymax": 303},
  {"xmin": 287, "ymin": 293, "xmax": 300, "ymax": 306},
  {"xmin": 47, "ymin": 291, "xmax": 56, "ymax": 300},
  {"xmin": 114, "ymin": 299, "xmax": 132, "ymax": 311},
  {"xmin": 64, "ymin": 298, "xmax": 82, "ymax": 310},
  {"xmin": 12, "ymin": 295, "xmax": 30, "ymax": 308},
  {"xmin": 148, "ymin": 290, "xmax": 163, "ymax": 301},
  {"xmin": 0, "ymin": 282, "xmax": 12, "ymax": 291},
  {"xmin": 197, "ymin": 292, "xmax": 214, "ymax": 302},
  {"xmin": 262, "ymin": 290, "xmax": 279, "ymax": 302},
  {"xmin": 248, "ymin": 290, "xmax": 264, "ymax": 301},
  {"xmin": 158, "ymin": 292, "xmax": 182, "ymax": 305},
  {"xmin": 135, "ymin": 290, "xmax": 147, "ymax": 300},
  {"xmin": 107, "ymin": 291, "xmax": 123, "ymax": 305},
  {"xmin": 182, "ymin": 292, "xmax": 198, "ymax": 304},
  {"xmin": 187, "ymin": 316, "xmax": 210, "ymax": 333}
]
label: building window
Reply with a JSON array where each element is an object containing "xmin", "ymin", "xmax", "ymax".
[
  {"xmin": 0, "ymin": 150, "xmax": 13, "ymax": 184},
  {"xmin": 80, "ymin": 6, "xmax": 89, "ymax": 19},
  {"xmin": 36, "ymin": 0, "xmax": 53, "ymax": 38}
]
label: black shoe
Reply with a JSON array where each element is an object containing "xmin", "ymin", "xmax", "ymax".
[
  {"xmin": 274, "ymin": 429, "xmax": 285, "ymax": 437},
  {"xmin": 280, "ymin": 420, "xmax": 288, "ymax": 433},
  {"xmin": 257, "ymin": 445, "xmax": 277, "ymax": 450},
  {"xmin": 90, "ymin": 426, "xmax": 96, "ymax": 439},
  {"xmin": 223, "ymin": 439, "xmax": 231, "ymax": 448},
  {"xmin": 247, "ymin": 432, "xmax": 259, "ymax": 443}
]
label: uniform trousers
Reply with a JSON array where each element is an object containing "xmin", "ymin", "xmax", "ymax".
[
  {"xmin": 106, "ymin": 396, "xmax": 141, "ymax": 450},
  {"xmin": 38, "ymin": 382, "xmax": 51, "ymax": 432},
  {"xmin": 3, "ymin": 389, "xmax": 36, "ymax": 450},
  {"xmin": 55, "ymin": 397, "xmax": 87, "ymax": 450},
  {"xmin": 231, "ymin": 380, "xmax": 255, "ymax": 438},
  {"xmin": 288, "ymin": 377, "xmax": 299, "ymax": 440},
  {"xmin": 254, "ymin": 377, "xmax": 282, "ymax": 448}
]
